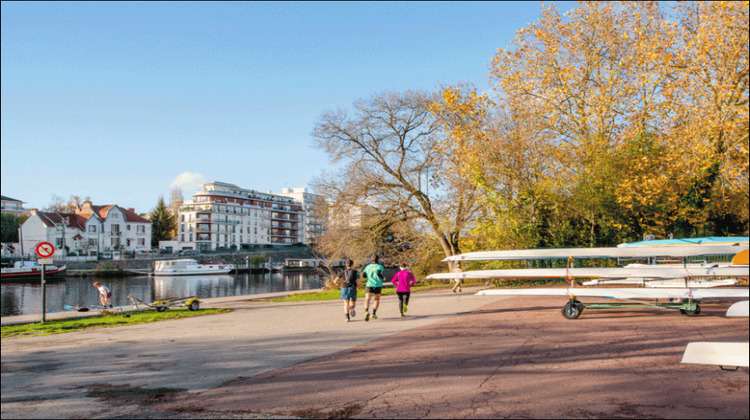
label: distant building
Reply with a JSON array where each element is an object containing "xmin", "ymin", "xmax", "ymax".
[
  {"xmin": 177, "ymin": 181, "xmax": 305, "ymax": 252},
  {"xmin": 276, "ymin": 187, "xmax": 325, "ymax": 245},
  {"xmin": 1, "ymin": 195, "xmax": 27, "ymax": 215},
  {"xmin": 20, "ymin": 202, "xmax": 151, "ymax": 258},
  {"xmin": 328, "ymin": 203, "xmax": 378, "ymax": 229}
]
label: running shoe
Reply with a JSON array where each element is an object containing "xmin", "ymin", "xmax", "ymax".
[
  {"xmin": 372, "ymin": 313, "xmax": 378, "ymax": 319},
  {"xmin": 365, "ymin": 312, "xmax": 370, "ymax": 321},
  {"xmin": 346, "ymin": 318, "xmax": 350, "ymax": 322},
  {"xmin": 350, "ymin": 306, "xmax": 356, "ymax": 318},
  {"xmin": 403, "ymin": 303, "xmax": 408, "ymax": 313},
  {"xmin": 400, "ymin": 313, "xmax": 405, "ymax": 317}
]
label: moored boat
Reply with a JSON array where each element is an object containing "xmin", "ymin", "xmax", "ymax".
[
  {"xmin": 153, "ymin": 259, "xmax": 235, "ymax": 276},
  {"xmin": 1, "ymin": 261, "xmax": 67, "ymax": 282}
]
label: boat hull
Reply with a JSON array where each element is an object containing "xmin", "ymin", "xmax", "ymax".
[
  {"xmin": 1, "ymin": 266, "xmax": 67, "ymax": 282},
  {"xmin": 153, "ymin": 269, "xmax": 234, "ymax": 276}
]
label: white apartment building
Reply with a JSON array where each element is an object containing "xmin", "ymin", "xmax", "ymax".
[
  {"xmin": 20, "ymin": 202, "xmax": 152, "ymax": 258},
  {"xmin": 276, "ymin": 187, "xmax": 325, "ymax": 245},
  {"xmin": 178, "ymin": 182, "xmax": 305, "ymax": 252},
  {"xmin": 1, "ymin": 195, "xmax": 26, "ymax": 215}
]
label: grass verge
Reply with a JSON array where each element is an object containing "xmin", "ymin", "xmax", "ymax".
[
  {"xmin": 266, "ymin": 284, "xmax": 451, "ymax": 302},
  {"xmin": 266, "ymin": 278, "xmax": 568, "ymax": 302},
  {"xmin": 1, "ymin": 308, "xmax": 231, "ymax": 338}
]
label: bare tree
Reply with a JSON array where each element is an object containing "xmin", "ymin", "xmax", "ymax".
[
  {"xmin": 44, "ymin": 194, "xmax": 90, "ymax": 212},
  {"xmin": 312, "ymin": 90, "xmax": 480, "ymax": 271}
]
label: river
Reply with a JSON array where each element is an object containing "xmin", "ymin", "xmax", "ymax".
[{"xmin": 1, "ymin": 272, "xmax": 324, "ymax": 317}]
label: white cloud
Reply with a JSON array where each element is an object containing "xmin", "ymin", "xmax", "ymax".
[{"xmin": 170, "ymin": 172, "xmax": 207, "ymax": 196}]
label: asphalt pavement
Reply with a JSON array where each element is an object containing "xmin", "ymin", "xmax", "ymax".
[{"xmin": 2, "ymin": 286, "xmax": 496, "ymax": 419}]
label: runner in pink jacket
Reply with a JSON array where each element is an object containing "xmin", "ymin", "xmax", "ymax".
[{"xmin": 391, "ymin": 264, "xmax": 416, "ymax": 317}]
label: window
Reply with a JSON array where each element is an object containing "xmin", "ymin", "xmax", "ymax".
[
  {"xmin": 88, "ymin": 238, "xmax": 98, "ymax": 247},
  {"xmin": 56, "ymin": 238, "xmax": 63, "ymax": 248},
  {"xmin": 111, "ymin": 224, "xmax": 120, "ymax": 233},
  {"xmin": 138, "ymin": 238, "xmax": 145, "ymax": 246},
  {"xmin": 137, "ymin": 225, "xmax": 145, "ymax": 233},
  {"xmin": 88, "ymin": 225, "xmax": 97, "ymax": 233}
]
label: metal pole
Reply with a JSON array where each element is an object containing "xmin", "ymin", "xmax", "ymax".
[
  {"xmin": 18, "ymin": 226, "xmax": 24, "ymax": 257},
  {"xmin": 41, "ymin": 263, "xmax": 46, "ymax": 323}
]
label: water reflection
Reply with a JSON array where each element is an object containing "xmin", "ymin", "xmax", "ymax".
[{"xmin": 1, "ymin": 272, "xmax": 323, "ymax": 317}]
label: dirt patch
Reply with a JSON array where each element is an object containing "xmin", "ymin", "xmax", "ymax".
[
  {"xmin": 291, "ymin": 404, "xmax": 362, "ymax": 419},
  {"xmin": 84, "ymin": 383, "xmax": 187, "ymax": 406}
]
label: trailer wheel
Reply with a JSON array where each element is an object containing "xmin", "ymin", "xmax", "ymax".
[
  {"xmin": 156, "ymin": 306, "xmax": 167, "ymax": 312},
  {"xmin": 189, "ymin": 301, "xmax": 199, "ymax": 311},
  {"xmin": 682, "ymin": 304, "xmax": 701, "ymax": 316},
  {"xmin": 562, "ymin": 302, "xmax": 582, "ymax": 319}
]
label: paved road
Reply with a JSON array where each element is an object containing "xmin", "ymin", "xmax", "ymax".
[
  {"xmin": 2, "ymin": 287, "xmax": 495, "ymax": 419},
  {"xmin": 161, "ymin": 296, "xmax": 749, "ymax": 419}
]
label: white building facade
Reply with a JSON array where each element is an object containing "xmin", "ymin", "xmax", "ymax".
[
  {"xmin": 1, "ymin": 195, "xmax": 26, "ymax": 215},
  {"xmin": 177, "ymin": 182, "xmax": 305, "ymax": 252},
  {"xmin": 20, "ymin": 203, "xmax": 152, "ymax": 258},
  {"xmin": 276, "ymin": 187, "xmax": 325, "ymax": 245}
]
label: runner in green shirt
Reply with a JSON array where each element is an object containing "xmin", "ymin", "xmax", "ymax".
[{"xmin": 362, "ymin": 254, "xmax": 385, "ymax": 321}]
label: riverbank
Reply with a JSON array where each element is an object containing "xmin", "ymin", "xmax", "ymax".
[{"xmin": 0, "ymin": 288, "xmax": 324, "ymax": 327}]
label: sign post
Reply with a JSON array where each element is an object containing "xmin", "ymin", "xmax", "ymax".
[{"xmin": 36, "ymin": 242, "xmax": 55, "ymax": 323}]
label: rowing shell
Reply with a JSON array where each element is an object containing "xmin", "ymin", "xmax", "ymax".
[{"xmin": 426, "ymin": 266, "xmax": 750, "ymax": 280}]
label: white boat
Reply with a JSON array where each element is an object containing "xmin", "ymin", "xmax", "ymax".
[
  {"xmin": 2, "ymin": 261, "xmax": 67, "ymax": 282},
  {"xmin": 153, "ymin": 259, "xmax": 235, "ymax": 276}
]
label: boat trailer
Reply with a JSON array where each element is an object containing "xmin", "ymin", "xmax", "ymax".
[{"xmin": 128, "ymin": 294, "xmax": 201, "ymax": 312}]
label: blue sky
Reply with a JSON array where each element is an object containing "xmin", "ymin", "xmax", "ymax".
[{"xmin": 1, "ymin": 1, "xmax": 576, "ymax": 214}]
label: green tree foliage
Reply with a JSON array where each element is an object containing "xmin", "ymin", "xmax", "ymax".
[
  {"xmin": 150, "ymin": 196, "xmax": 176, "ymax": 248},
  {"xmin": 1, "ymin": 213, "xmax": 27, "ymax": 243}
]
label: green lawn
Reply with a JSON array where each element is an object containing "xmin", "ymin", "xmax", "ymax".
[
  {"xmin": 1, "ymin": 308, "xmax": 231, "ymax": 338},
  {"xmin": 268, "ymin": 283, "xmax": 461, "ymax": 302},
  {"xmin": 268, "ymin": 278, "xmax": 568, "ymax": 303}
]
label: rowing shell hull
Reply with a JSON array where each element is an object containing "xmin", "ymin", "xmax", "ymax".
[
  {"xmin": 427, "ymin": 266, "xmax": 750, "ymax": 280},
  {"xmin": 475, "ymin": 287, "xmax": 750, "ymax": 300},
  {"xmin": 443, "ymin": 244, "xmax": 748, "ymax": 262}
]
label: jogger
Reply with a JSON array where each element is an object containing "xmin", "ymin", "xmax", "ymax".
[{"xmin": 391, "ymin": 263, "xmax": 416, "ymax": 317}]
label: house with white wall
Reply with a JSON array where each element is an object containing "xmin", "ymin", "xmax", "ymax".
[{"xmin": 20, "ymin": 202, "xmax": 152, "ymax": 258}]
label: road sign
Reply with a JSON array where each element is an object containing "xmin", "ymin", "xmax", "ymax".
[
  {"xmin": 38, "ymin": 258, "xmax": 54, "ymax": 265},
  {"xmin": 36, "ymin": 242, "xmax": 55, "ymax": 258}
]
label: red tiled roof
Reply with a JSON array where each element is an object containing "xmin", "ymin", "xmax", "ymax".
[
  {"xmin": 35, "ymin": 212, "xmax": 87, "ymax": 230},
  {"xmin": 123, "ymin": 208, "xmax": 150, "ymax": 223},
  {"xmin": 76, "ymin": 203, "xmax": 150, "ymax": 224}
]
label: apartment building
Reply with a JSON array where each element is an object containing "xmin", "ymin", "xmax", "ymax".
[
  {"xmin": 1, "ymin": 195, "xmax": 26, "ymax": 215},
  {"xmin": 276, "ymin": 187, "xmax": 325, "ymax": 245},
  {"xmin": 178, "ymin": 182, "xmax": 305, "ymax": 252}
]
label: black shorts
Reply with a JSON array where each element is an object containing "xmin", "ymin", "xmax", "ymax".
[{"xmin": 365, "ymin": 286, "xmax": 382, "ymax": 295}]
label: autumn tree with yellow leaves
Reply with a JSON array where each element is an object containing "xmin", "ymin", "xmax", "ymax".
[{"xmin": 433, "ymin": 1, "xmax": 748, "ymax": 250}]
